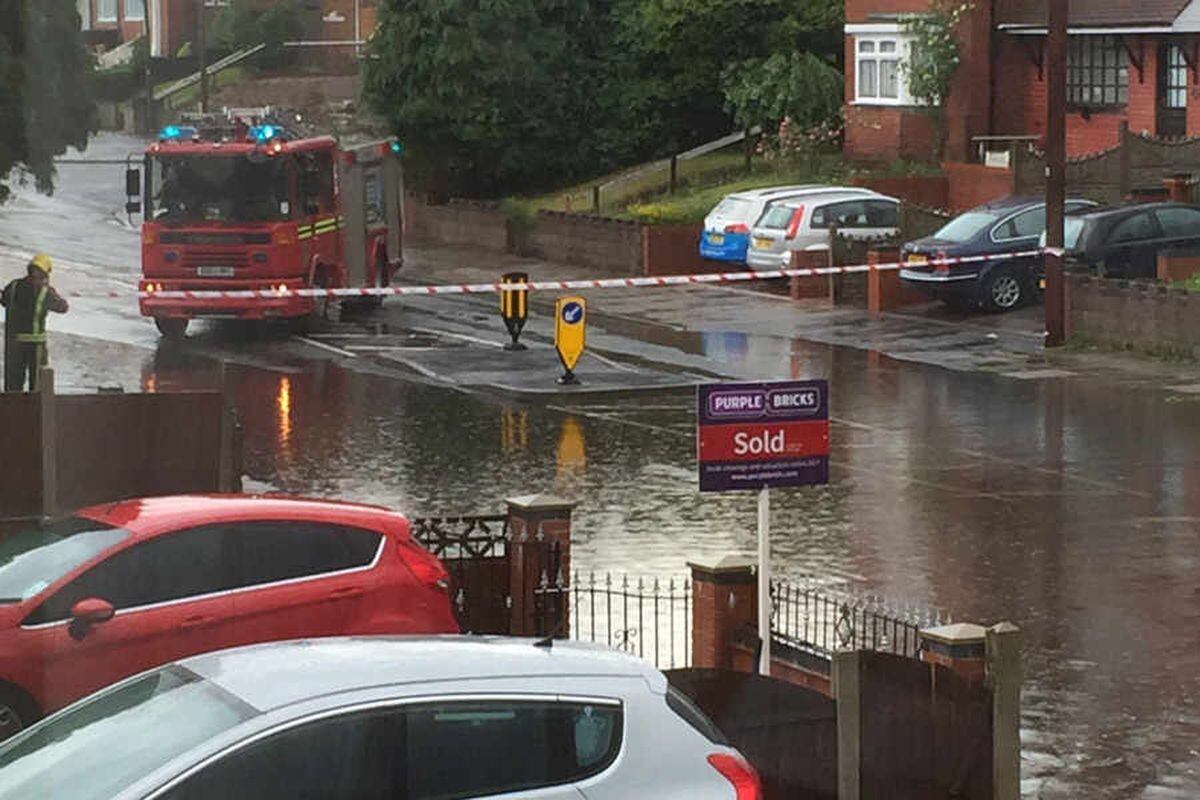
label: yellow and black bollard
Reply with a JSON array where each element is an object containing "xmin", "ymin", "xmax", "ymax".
[
  {"xmin": 554, "ymin": 296, "xmax": 586, "ymax": 385},
  {"xmin": 499, "ymin": 272, "xmax": 529, "ymax": 351}
]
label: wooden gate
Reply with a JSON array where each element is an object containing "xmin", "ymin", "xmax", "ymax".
[
  {"xmin": 859, "ymin": 651, "xmax": 993, "ymax": 799},
  {"xmin": 667, "ymin": 668, "xmax": 838, "ymax": 800}
]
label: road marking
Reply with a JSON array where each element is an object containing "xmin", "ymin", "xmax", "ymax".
[
  {"xmin": 408, "ymin": 327, "xmax": 506, "ymax": 349},
  {"xmin": 586, "ymin": 350, "xmax": 640, "ymax": 373},
  {"xmin": 293, "ymin": 336, "xmax": 357, "ymax": 359}
]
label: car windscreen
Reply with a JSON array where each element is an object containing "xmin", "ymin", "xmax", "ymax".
[
  {"xmin": 0, "ymin": 666, "xmax": 256, "ymax": 800},
  {"xmin": 758, "ymin": 204, "xmax": 797, "ymax": 230},
  {"xmin": 932, "ymin": 210, "xmax": 1003, "ymax": 243},
  {"xmin": 0, "ymin": 517, "xmax": 128, "ymax": 604},
  {"xmin": 149, "ymin": 153, "xmax": 292, "ymax": 223}
]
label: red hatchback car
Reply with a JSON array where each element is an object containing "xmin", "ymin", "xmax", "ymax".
[{"xmin": 0, "ymin": 495, "xmax": 458, "ymax": 736}]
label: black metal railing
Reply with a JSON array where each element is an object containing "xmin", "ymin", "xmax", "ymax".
[
  {"xmin": 770, "ymin": 578, "xmax": 947, "ymax": 660},
  {"xmin": 411, "ymin": 515, "xmax": 509, "ymax": 560},
  {"xmin": 537, "ymin": 571, "xmax": 692, "ymax": 670}
]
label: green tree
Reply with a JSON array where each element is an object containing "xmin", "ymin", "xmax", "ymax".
[
  {"xmin": 0, "ymin": 0, "xmax": 97, "ymax": 202},
  {"xmin": 720, "ymin": 51, "xmax": 842, "ymax": 132},
  {"xmin": 609, "ymin": 0, "xmax": 842, "ymax": 156},
  {"xmin": 363, "ymin": 0, "xmax": 604, "ymax": 197},
  {"xmin": 901, "ymin": 1, "xmax": 972, "ymax": 157},
  {"xmin": 211, "ymin": 0, "xmax": 300, "ymax": 69}
]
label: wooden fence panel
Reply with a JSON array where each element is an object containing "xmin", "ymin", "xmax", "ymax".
[
  {"xmin": 859, "ymin": 651, "xmax": 992, "ymax": 800},
  {"xmin": 667, "ymin": 668, "xmax": 838, "ymax": 800},
  {"xmin": 0, "ymin": 393, "xmax": 41, "ymax": 519}
]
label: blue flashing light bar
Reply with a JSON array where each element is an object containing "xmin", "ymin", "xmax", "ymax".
[
  {"xmin": 252, "ymin": 124, "xmax": 280, "ymax": 143},
  {"xmin": 390, "ymin": 140, "xmax": 403, "ymax": 154},
  {"xmin": 159, "ymin": 125, "xmax": 197, "ymax": 141}
]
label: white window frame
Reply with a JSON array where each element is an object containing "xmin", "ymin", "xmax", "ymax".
[
  {"xmin": 124, "ymin": 0, "xmax": 145, "ymax": 21},
  {"xmin": 847, "ymin": 24, "xmax": 919, "ymax": 106},
  {"xmin": 96, "ymin": 0, "xmax": 119, "ymax": 23}
]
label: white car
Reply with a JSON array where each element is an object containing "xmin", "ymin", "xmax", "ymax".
[
  {"xmin": 699, "ymin": 185, "xmax": 878, "ymax": 264},
  {"xmin": 745, "ymin": 192, "xmax": 900, "ymax": 270},
  {"xmin": 0, "ymin": 636, "xmax": 761, "ymax": 800}
]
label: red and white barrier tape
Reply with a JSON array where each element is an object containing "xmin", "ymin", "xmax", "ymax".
[{"xmin": 66, "ymin": 250, "xmax": 1045, "ymax": 300}]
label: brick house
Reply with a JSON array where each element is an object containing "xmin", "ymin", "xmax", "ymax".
[
  {"xmin": 845, "ymin": 0, "xmax": 1200, "ymax": 162},
  {"xmin": 77, "ymin": 0, "xmax": 377, "ymax": 61}
]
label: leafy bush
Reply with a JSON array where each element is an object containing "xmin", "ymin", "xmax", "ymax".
[
  {"xmin": 211, "ymin": 0, "xmax": 299, "ymax": 69},
  {"xmin": 721, "ymin": 51, "xmax": 843, "ymax": 133}
]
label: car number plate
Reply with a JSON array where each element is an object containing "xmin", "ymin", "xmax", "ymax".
[
  {"xmin": 906, "ymin": 254, "xmax": 928, "ymax": 265},
  {"xmin": 752, "ymin": 237, "xmax": 774, "ymax": 250},
  {"xmin": 708, "ymin": 233, "xmax": 725, "ymax": 246},
  {"xmin": 197, "ymin": 266, "xmax": 235, "ymax": 278}
]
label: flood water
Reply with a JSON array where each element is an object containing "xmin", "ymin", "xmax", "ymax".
[{"xmin": 138, "ymin": 331, "xmax": 1200, "ymax": 799}]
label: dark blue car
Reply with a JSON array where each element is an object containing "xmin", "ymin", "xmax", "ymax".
[{"xmin": 900, "ymin": 196, "xmax": 1096, "ymax": 312}]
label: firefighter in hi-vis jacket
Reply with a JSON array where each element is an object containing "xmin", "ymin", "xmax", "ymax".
[{"xmin": 2, "ymin": 253, "xmax": 69, "ymax": 392}]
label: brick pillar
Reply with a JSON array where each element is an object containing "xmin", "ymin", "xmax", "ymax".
[
  {"xmin": 918, "ymin": 622, "xmax": 988, "ymax": 684},
  {"xmin": 866, "ymin": 247, "xmax": 906, "ymax": 315},
  {"xmin": 506, "ymin": 493, "xmax": 575, "ymax": 636},
  {"xmin": 689, "ymin": 556, "xmax": 757, "ymax": 669},
  {"xmin": 790, "ymin": 248, "xmax": 833, "ymax": 301},
  {"xmin": 1164, "ymin": 173, "xmax": 1192, "ymax": 203}
]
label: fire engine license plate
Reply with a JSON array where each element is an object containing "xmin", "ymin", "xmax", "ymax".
[{"xmin": 197, "ymin": 266, "xmax": 235, "ymax": 278}]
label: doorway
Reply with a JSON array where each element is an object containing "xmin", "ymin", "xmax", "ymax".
[{"xmin": 1158, "ymin": 43, "xmax": 1188, "ymax": 138}]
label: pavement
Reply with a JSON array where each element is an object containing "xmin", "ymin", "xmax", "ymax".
[{"xmin": 395, "ymin": 241, "xmax": 1200, "ymax": 397}]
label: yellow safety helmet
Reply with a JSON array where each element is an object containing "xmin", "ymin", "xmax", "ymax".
[{"xmin": 29, "ymin": 253, "xmax": 53, "ymax": 276}]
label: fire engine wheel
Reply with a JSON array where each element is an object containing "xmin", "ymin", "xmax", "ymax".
[{"xmin": 154, "ymin": 318, "xmax": 189, "ymax": 340}]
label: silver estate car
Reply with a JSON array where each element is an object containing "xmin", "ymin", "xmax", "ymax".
[
  {"xmin": 0, "ymin": 636, "xmax": 760, "ymax": 800},
  {"xmin": 746, "ymin": 191, "xmax": 900, "ymax": 270}
]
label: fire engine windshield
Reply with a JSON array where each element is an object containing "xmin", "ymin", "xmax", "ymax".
[{"xmin": 148, "ymin": 154, "xmax": 291, "ymax": 223}]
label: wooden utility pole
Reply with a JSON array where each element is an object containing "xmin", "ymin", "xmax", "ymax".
[
  {"xmin": 197, "ymin": 0, "xmax": 209, "ymax": 112},
  {"xmin": 1044, "ymin": 0, "xmax": 1067, "ymax": 346}
]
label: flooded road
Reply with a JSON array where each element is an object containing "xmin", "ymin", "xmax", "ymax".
[
  {"xmin": 4, "ymin": 133, "xmax": 1200, "ymax": 797},
  {"xmin": 138, "ymin": 332, "xmax": 1200, "ymax": 799}
]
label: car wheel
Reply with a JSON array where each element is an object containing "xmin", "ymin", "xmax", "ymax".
[
  {"xmin": 154, "ymin": 317, "xmax": 188, "ymax": 340},
  {"xmin": 981, "ymin": 268, "xmax": 1024, "ymax": 312},
  {"xmin": 0, "ymin": 685, "xmax": 39, "ymax": 741}
]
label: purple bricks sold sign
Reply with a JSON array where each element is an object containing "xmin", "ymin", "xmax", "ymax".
[{"xmin": 697, "ymin": 380, "xmax": 830, "ymax": 492}]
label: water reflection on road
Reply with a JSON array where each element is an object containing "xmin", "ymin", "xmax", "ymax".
[{"xmin": 141, "ymin": 336, "xmax": 1200, "ymax": 799}]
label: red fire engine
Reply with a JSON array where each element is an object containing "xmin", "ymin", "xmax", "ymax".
[{"xmin": 126, "ymin": 109, "xmax": 404, "ymax": 338}]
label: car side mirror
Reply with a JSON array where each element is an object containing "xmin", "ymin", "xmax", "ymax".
[
  {"xmin": 126, "ymin": 200, "xmax": 142, "ymax": 215},
  {"xmin": 69, "ymin": 598, "xmax": 114, "ymax": 641},
  {"xmin": 126, "ymin": 168, "xmax": 141, "ymax": 198}
]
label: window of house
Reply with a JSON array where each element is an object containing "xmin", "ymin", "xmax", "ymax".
[
  {"xmin": 1165, "ymin": 45, "xmax": 1188, "ymax": 109},
  {"xmin": 1067, "ymin": 36, "xmax": 1128, "ymax": 107},
  {"xmin": 97, "ymin": 0, "xmax": 118, "ymax": 22},
  {"xmin": 855, "ymin": 34, "xmax": 914, "ymax": 105},
  {"xmin": 124, "ymin": 0, "xmax": 145, "ymax": 21}
]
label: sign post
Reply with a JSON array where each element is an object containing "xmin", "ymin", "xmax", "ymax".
[
  {"xmin": 697, "ymin": 380, "xmax": 830, "ymax": 675},
  {"xmin": 554, "ymin": 296, "xmax": 586, "ymax": 385},
  {"xmin": 499, "ymin": 272, "xmax": 529, "ymax": 351}
]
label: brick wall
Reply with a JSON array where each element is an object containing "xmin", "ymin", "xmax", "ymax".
[
  {"xmin": 643, "ymin": 224, "xmax": 712, "ymax": 276},
  {"xmin": 993, "ymin": 34, "xmax": 1169, "ymax": 154},
  {"xmin": 845, "ymin": 0, "xmax": 928, "ymax": 24},
  {"xmin": 1067, "ymin": 273, "xmax": 1200, "ymax": 358},
  {"xmin": 405, "ymin": 199, "xmax": 510, "ymax": 254},
  {"xmin": 846, "ymin": 106, "xmax": 939, "ymax": 162},
  {"xmin": 524, "ymin": 212, "xmax": 643, "ymax": 277},
  {"xmin": 944, "ymin": 162, "xmax": 1014, "ymax": 210},
  {"xmin": 853, "ymin": 175, "xmax": 949, "ymax": 209}
]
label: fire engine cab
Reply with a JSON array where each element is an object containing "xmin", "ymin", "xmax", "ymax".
[{"xmin": 126, "ymin": 109, "xmax": 403, "ymax": 338}]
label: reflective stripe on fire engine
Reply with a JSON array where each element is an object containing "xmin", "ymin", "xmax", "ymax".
[{"xmin": 313, "ymin": 217, "xmax": 339, "ymax": 234}]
